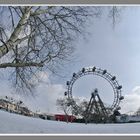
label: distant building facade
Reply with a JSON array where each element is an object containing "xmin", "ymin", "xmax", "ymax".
[
  {"xmin": 116, "ymin": 114, "xmax": 140, "ymax": 123},
  {"xmin": 0, "ymin": 96, "xmax": 34, "ymax": 117}
]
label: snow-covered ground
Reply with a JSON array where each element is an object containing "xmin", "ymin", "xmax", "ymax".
[{"xmin": 0, "ymin": 110, "xmax": 140, "ymax": 134}]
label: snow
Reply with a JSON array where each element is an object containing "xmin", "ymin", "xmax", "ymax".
[{"xmin": 0, "ymin": 110, "xmax": 140, "ymax": 134}]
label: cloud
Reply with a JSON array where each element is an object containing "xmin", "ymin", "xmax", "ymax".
[
  {"xmin": 0, "ymin": 71, "xmax": 66, "ymax": 114},
  {"xmin": 121, "ymin": 86, "xmax": 140, "ymax": 114},
  {"xmin": 24, "ymin": 83, "xmax": 65, "ymax": 114},
  {"xmin": 21, "ymin": 71, "xmax": 66, "ymax": 114}
]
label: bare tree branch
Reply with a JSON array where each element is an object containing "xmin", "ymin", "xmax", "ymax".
[
  {"xmin": 0, "ymin": 6, "xmax": 32, "ymax": 58},
  {"xmin": 0, "ymin": 6, "xmax": 102, "ymax": 95},
  {"xmin": 0, "ymin": 62, "xmax": 43, "ymax": 68}
]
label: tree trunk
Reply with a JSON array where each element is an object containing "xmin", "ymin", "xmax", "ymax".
[{"xmin": 0, "ymin": 7, "xmax": 32, "ymax": 59}]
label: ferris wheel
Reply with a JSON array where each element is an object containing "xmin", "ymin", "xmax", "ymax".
[{"xmin": 64, "ymin": 66, "xmax": 124, "ymax": 117}]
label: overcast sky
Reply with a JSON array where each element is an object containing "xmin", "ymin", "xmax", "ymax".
[{"xmin": 1, "ymin": 6, "xmax": 140, "ymax": 115}]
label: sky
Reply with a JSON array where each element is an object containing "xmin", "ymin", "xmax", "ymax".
[{"xmin": 1, "ymin": 6, "xmax": 140, "ymax": 115}]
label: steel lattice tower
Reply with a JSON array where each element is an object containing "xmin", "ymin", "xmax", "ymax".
[{"xmin": 84, "ymin": 88, "xmax": 109, "ymax": 123}]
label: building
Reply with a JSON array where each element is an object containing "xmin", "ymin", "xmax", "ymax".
[
  {"xmin": 18, "ymin": 106, "xmax": 34, "ymax": 116},
  {"xmin": 0, "ymin": 96, "xmax": 34, "ymax": 117},
  {"xmin": 55, "ymin": 114, "xmax": 76, "ymax": 122},
  {"xmin": 0, "ymin": 98, "xmax": 17, "ymax": 112},
  {"xmin": 116, "ymin": 114, "xmax": 140, "ymax": 123}
]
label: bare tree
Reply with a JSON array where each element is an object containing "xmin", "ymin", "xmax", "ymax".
[
  {"xmin": 56, "ymin": 97, "xmax": 89, "ymax": 118},
  {"xmin": 78, "ymin": 99, "xmax": 89, "ymax": 117},
  {"xmin": 56, "ymin": 97, "xmax": 72, "ymax": 122},
  {"xmin": 108, "ymin": 6, "xmax": 123, "ymax": 28},
  {"xmin": 0, "ymin": 6, "xmax": 122, "ymax": 95},
  {"xmin": 0, "ymin": 6, "xmax": 102, "ymax": 94},
  {"xmin": 135, "ymin": 107, "xmax": 140, "ymax": 116}
]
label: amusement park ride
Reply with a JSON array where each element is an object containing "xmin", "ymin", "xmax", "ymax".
[{"xmin": 64, "ymin": 66, "xmax": 124, "ymax": 123}]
